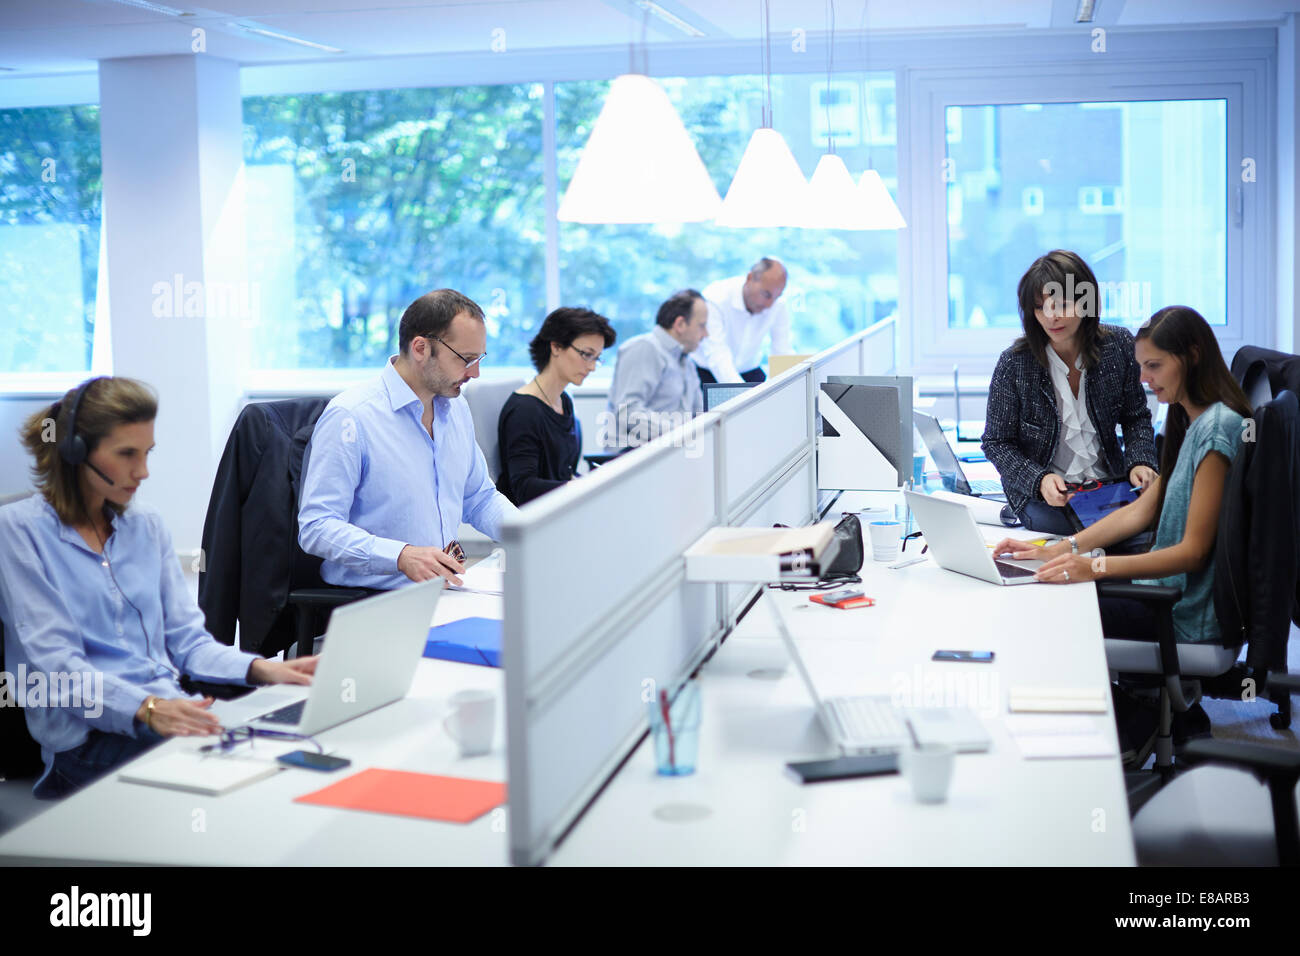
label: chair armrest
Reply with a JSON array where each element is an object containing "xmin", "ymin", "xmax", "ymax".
[
  {"xmin": 288, "ymin": 588, "xmax": 372, "ymax": 609},
  {"xmin": 1095, "ymin": 582, "xmax": 1182, "ymax": 605},
  {"xmin": 1098, "ymin": 582, "xmax": 1183, "ymax": 683},
  {"xmin": 1268, "ymin": 672, "xmax": 1300, "ymax": 695},
  {"xmin": 1181, "ymin": 739, "xmax": 1300, "ymax": 777},
  {"xmin": 1180, "ymin": 738, "xmax": 1300, "ymax": 865}
]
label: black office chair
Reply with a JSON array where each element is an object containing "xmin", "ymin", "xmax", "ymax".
[
  {"xmin": 0, "ymin": 620, "xmax": 43, "ymax": 781},
  {"xmin": 1131, "ymin": 672, "xmax": 1300, "ymax": 865},
  {"xmin": 199, "ymin": 399, "xmax": 369, "ymax": 661},
  {"xmin": 1101, "ymin": 390, "xmax": 1299, "ymax": 805}
]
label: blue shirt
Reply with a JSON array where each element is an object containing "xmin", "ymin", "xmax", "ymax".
[
  {"xmin": 1136, "ymin": 402, "xmax": 1244, "ymax": 643},
  {"xmin": 0, "ymin": 496, "xmax": 257, "ymax": 783},
  {"xmin": 298, "ymin": 357, "xmax": 518, "ymax": 589}
]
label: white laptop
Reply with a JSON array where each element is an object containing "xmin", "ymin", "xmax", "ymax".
[
  {"xmin": 771, "ymin": 603, "xmax": 991, "ymax": 755},
  {"xmin": 213, "ymin": 579, "xmax": 443, "ymax": 737},
  {"xmin": 905, "ymin": 490, "xmax": 1042, "ymax": 586}
]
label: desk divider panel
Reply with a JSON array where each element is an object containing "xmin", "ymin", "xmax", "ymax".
[{"xmin": 503, "ymin": 328, "xmax": 880, "ymax": 866}]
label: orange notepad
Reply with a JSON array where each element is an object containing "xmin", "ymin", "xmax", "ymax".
[{"xmin": 294, "ymin": 769, "xmax": 506, "ymax": 824}]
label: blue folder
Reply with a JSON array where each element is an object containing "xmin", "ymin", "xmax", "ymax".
[
  {"xmin": 1067, "ymin": 481, "xmax": 1140, "ymax": 528},
  {"xmin": 423, "ymin": 617, "xmax": 503, "ymax": 668}
]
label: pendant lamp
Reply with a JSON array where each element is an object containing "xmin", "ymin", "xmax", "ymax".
[{"xmin": 557, "ymin": 73, "xmax": 720, "ymax": 224}]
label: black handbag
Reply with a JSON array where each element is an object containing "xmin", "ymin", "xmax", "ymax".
[{"xmin": 771, "ymin": 513, "xmax": 864, "ymax": 588}]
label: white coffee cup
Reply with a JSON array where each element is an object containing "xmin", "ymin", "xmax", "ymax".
[
  {"xmin": 868, "ymin": 520, "xmax": 901, "ymax": 562},
  {"xmin": 443, "ymin": 689, "xmax": 496, "ymax": 757},
  {"xmin": 900, "ymin": 743, "xmax": 955, "ymax": 803}
]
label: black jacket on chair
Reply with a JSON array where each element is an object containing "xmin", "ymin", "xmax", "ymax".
[
  {"xmin": 982, "ymin": 324, "xmax": 1158, "ymax": 518},
  {"xmin": 1214, "ymin": 390, "xmax": 1300, "ymax": 674},
  {"xmin": 1231, "ymin": 346, "xmax": 1300, "ymax": 407},
  {"xmin": 198, "ymin": 399, "xmax": 331, "ymax": 656}
]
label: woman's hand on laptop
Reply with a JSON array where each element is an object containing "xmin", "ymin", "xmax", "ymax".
[
  {"xmin": 1033, "ymin": 553, "xmax": 1098, "ymax": 584},
  {"xmin": 136, "ymin": 696, "xmax": 222, "ymax": 738},
  {"xmin": 247, "ymin": 656, "xmax": 318, "ymax": 686},
  {"xmin": 990, "ymin": 537, "xmax": 1067, "ymax": 562}
]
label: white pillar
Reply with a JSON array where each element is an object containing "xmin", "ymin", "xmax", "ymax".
[{"xmin": 98, "ymin": 55, "xmax": 248, "ymax": 553}]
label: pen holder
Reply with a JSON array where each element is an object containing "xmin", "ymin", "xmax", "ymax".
[{"xmin": 648, "ymin": 680, "xmax": 701, "ymax": 776}]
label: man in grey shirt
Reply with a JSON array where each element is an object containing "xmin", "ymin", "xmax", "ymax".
[{"xmin": 601, "ymin": 289, "xmax": 708, "ymax": 449}]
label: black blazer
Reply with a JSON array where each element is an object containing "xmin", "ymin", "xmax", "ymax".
[
  {"xmin": 495, "ymin": 391, "xmax": 582, "ymax": 506},
  {"xmin": 198, "ymin": 398, "xmax": 330, "ymax": 656},
  {"xmin": 1214, "ymin": 390, "xmax": 1300, "ymax": 671},
  {"xmin": 982, "ymin": 325, "xmax": 1158, "ymax": 517}
]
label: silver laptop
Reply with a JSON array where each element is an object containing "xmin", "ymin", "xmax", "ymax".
[
  {"xmin": 771, "ymin": 601, "xmax": 991, "ymax": 755},
  {"xmin": 913, "ymin": 410, "xmax": 1004, "ymax": 499},
  {"xmin": 219, "ymin": 580, "xmax": 443, "ymax": 737},
  {"xmin": 905, "ymin": 490, "xmax": 1041, "ymax": 586}
]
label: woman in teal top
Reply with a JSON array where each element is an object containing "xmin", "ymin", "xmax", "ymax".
[{"xmin": 992, "ymin": 306, "xmax": 1254, "ymax": 763}]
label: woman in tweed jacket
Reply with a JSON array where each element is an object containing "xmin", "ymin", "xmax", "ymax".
[{"xmin": 982, "ymin": 250, "xmax": 1158, "ymax": 533}]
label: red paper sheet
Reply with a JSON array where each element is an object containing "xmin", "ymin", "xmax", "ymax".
[{"xmin": 294, "ymin": 768, "xmax": 506, "ymax": 823}]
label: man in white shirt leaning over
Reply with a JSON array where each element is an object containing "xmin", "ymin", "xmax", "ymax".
[{"xmin": 694, "ymin": 257, "xmax": 793, "ymax": 385}]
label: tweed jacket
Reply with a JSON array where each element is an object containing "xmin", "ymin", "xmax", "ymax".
[{"xmin": 982, "ymin": 324, "xmax": 1159, "ymax": 517}]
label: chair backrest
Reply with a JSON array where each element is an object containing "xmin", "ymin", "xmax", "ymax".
[
  {"xmin": 1213, "ymin": 390, "xmax": 1299, "ymax": 672},
  {"xmin": 461, "ymin": 378, "xmax": 525, "ymax": 481},
  {"xmin": 1231, "ymin": 345, "xmax": 1300, "ymax": 408},
  {"xmin": 198, "ymin": 397, "xmax": 332, "ymax": 654}
]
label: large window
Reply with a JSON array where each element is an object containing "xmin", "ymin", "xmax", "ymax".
[
  {"xmin": 0, "ymin": 106, "xmax": 101, "ymax": 374},
  {"xmin": 907, "ymin": 46, "xmax": 1269, "ymax": 374},
  {"xmin": 557, "ymin": 73, "xmax": 899, "ymax": 359},
  {"xmin": 242, "ymin": 84, "xmax": 546, "ymax": 370},
  {"xmin": 945, "ymin": 100, "xmax": 1227, "ymax": 331}
]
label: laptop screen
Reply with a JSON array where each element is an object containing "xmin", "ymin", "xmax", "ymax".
[
  {"xmin": 703, "ymin": 382, "xmax": 757, "ymax": 412},
  {"xmin": 912, "ymin": 411, "xmax": 971, "ymax": 495}
]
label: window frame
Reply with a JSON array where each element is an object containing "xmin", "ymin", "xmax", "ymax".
[{"xmin": 902, "ymin": 36, "xmax": 1275, "ymax": 374}]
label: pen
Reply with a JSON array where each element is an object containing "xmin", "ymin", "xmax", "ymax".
[{"xmin": 889, "ymin": 556, "xmax": 927, "ymax": 569}]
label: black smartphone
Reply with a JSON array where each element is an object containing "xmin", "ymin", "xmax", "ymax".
[
  {"xmin": 932, "ymin": 650, "xmax": 995, "ymax": 663},
  {"xmin": 784, "ymin": 753, "xmax": 899, "ymax": 784},
  {"xmin": 276, "ymin": 750, "xmax": 352, "ymax": 772}
]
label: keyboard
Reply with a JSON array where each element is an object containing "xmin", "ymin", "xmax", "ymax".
[
  {"xmin": 824, "ymin": 696, "xmax": 911, "ymax": 752},
  {"xmin": 969, "ymin": 478, "xmax": 1004, "ymax": 495},
  {"xmin": 257, "ymin": 699, "xmax": 306, "ymax": 726},
  {"xmin": 995, "ymin": 560, "xmax": 1037, "ymax": 579}
]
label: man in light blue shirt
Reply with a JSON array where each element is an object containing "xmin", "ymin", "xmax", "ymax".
[
  {"xmin": 298, "ymin": 289, "xmax": 519, "ymax": 589},
  {"xmin": 602, "ymin": 289, "xmax": 708, "ymax": 448}
]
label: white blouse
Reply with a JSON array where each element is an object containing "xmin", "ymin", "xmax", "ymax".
[{"xmin": 1046, "ymin": 347, "xmax": 1104, "ymax": 482}]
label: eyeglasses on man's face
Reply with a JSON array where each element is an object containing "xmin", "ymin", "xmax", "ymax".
[
  {"xmin": 568, "ymin": 344, "xmax": 602, "ymax": 367},
  {"xmin": 427, "ymin": 335, "xmax": 485, "ymax": 370}
]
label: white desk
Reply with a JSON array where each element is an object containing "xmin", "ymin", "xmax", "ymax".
[
  {"xmin": 549, "ymin": 510, "xmax": 1135, "ymax": 866},
  {"xmin": 0, "ymin": 590, "xmax": 509, "ymax": 866}
]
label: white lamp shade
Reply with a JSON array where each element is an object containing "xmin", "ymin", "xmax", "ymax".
[
  {"xmin": 857, "ymin": 168, "xmax": 907, "ymax": 230},
  {"xmin": 804, "ymin": 153, "xmax": 871, "ymax": 230},
  {"xmin": 557, "ymin": 74, "xmax": 721, "ymax": 224},
  {"xmin": 715, "ymin": 127, "xmax": 809, "ymax": 228}
]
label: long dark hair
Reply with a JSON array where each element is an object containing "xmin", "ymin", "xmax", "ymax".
[
  {"xmin": 1136, "ymin": 306, "xmax": 1252, "ymax": 526},
  {"xmin": 1013, "ymin": 250, "xmax": 1106, "ymax": 370}
]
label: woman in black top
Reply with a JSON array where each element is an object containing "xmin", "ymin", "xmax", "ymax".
[
  {"xmin": 982, "ymin": 250, "xmax": 1158, "ymax": 533},
  {"xmin": 497, "ymin": 307, "xmax": 616, "ymax": 506}
]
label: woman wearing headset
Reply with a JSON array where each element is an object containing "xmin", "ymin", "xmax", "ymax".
[{"xmin": 0, "ymin": 377, "xmax": 316, "ymax": 798}]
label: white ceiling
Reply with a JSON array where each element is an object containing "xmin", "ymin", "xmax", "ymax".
[{"xmin": 0, "ymin": 0, "xmax": 1296, "ymax": 76}]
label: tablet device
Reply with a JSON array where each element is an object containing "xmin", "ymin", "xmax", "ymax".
[{"xmin": 1065, "ymin": 481, "xmax": 1140, "ymax": 530}]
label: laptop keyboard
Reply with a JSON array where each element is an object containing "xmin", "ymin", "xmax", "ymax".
[
  {"xmin": 258, "ymin": 699, "xmax": 305, "ymax": 725},
  {"xmin": 970, "ymin": 479, "xmax": 1004, "ymax": 495},
  {"xmin": 995, "ymin": 560, "xmax": 1037, "ymax": 579},
  {"xmin": 825, "ymin": 696, "xmax": 911, "ymax": 751}
]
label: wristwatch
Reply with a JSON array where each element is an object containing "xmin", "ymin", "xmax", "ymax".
[{"xmin": 1067, "ymin": 535, "xmax": 1079, "ymax": 555}]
